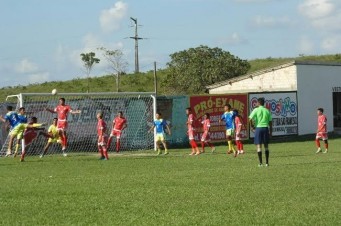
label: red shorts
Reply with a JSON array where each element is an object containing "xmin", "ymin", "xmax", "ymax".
[
  {"xmin": 110, "ymin": 129, "xmax": 122, "ymax": 139},
  {"xmin": 98, "ymin": 135, "xmax": 108, "ymax": 146},
  {"xmin": 57, "ymin": 121, "xmax": 68, "ymax": 131},
  {"xmin": 24, "ymin": 131, "xmax": 38, "ymax": 146},
  {"xmin": 316, "ymin": 132, "xmax": 328, "ymax": 140},
  {"xmin": 201, "ymin": 131, "xmax": 210, "ymax": 142}
]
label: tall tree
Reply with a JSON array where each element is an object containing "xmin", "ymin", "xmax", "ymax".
[
  {"xmin": 80, "ymin": 52, "xmax": 100, "ymax": 92},
  {"xmin": 98, "ymin": 47, "xmax": 128, "ymax": 92},
  {"xmin": 162, "ymin": 45, "xmax": 250, "ymax": 94}
]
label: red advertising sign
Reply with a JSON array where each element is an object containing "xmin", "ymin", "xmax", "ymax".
[{"xmin": 190, "ymin": 94, "xmax": 248, "ymax": 142}]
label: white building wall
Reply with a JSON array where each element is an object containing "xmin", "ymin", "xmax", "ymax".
[
  {"xmin": 209, "ymin": 65, "xmax": 297, "ymax": 94},
  {"xmin": 296, "ymin": 65, "xmax": 340, "ymax": 135}
]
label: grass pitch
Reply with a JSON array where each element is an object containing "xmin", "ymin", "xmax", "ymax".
[{"xmin": 1, "ymin": 137, "xmax": 341, "ymax": 225}]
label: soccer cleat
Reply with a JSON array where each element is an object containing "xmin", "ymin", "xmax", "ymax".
[
  {"xmin": 40, "ymin": 154, "xmax": 44, "ymax": 158},
  {"xmin": 227, "ymin": 150, "xmax": 232, "ymax": 154},
  {"xmin": 99, "ymin": 156, "xmax": 105, "ymax": 160},
  {"xmin": 13, "ymin": 152, "xmax": 18, "ymax": 158},
  {"xmin": 258, "ymin": 164, "xmax": 263, "ymax": 167},
  {"xmin": 240, "ymin": 150, "xmax": 244, "ymax": 154},
  {"xmin": 265, "ymin": 164, "xmax": 269, "ymax": 167},
  {"xmin": 211, "ymin": 147, "xmax": 215, "ymax": 153},
  {"xmin": 316, "ymin": 148, "xmax": 322, "ymax": 154},
  {"xmin": 157, "ymin": 150, "xmax": 161, "ymax": 155},
  {"xmin": 234, "ymin": 151, "xmax": 238, "ymax": 157},
  {"xmin": 164, "ymin": 151, "xmax": 169, "ymax": 155},
  {"xmin": 195, "ymin": 152, "xmax": 200, "ymax": 155},
  {"xmin": 5, "ymin": 151, "xmax": 11, "ymax": 157},
  {"xmin": 63, "ymin": 153, "xmax": 68, "ymax": 157},
  {"xmin": 20, "ymin": 158, "xmax": 24, "ymax": 162},
  {"xmin": 189, "ymin": 152, "xmax": 195, "ymax": 156},
  {"xmin": 323, "ymin": 149, "xmax": 328, "ymax": 154}
]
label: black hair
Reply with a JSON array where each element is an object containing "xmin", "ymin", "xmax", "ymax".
[
  {"xmin": 19, "ymin": 107, "xmax": 25, "ymax": 111},
  {"xmin": 6, "ymin": 106, "xmax": 13, "ymax": 111},
  {"xmin": 59, "ymin": 98, "xmax": 65, "ymax": 102},
  {"xmin": 156, "ymin": 112, "xmax": 162, "ymax": 116},
  {"xmin": 186, "ymin": 107, "xmax": 191, "ymax": 111},
  {"xmin": 317, "ymin": 108, "xmax": 324, "ymax": 113},
  {"xmin": 31, "ymin": 117, "xmax": 37, "ymax": 122},
  {"xmin": 224, "ymin": 104, "xmax": 232, "ymax": 109},
  {"xmin": 258, "ymin": 97, "xmax": 265, "ymax": 106},
  {"xmin": 205, "ymin": 113, "xmax": 210, "ymax": 118}
]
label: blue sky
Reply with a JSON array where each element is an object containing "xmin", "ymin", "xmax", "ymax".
[{"xmin": 1, "ymin": 0, "xmax": 341, "ymax": 88}]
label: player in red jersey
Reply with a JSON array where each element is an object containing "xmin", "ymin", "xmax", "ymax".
[
  {"xmin": 186, "ymin": 107, "xmax": 200, "ymax": 155},
  {"xmin": 20, "ymin": 117, "xmax": 49, "ymax": 162},
  {"xmin": 315, "ymin": 108, "xmax": 328, "ymax": 154},
  {"xmin": 97, "ymin": 112, "xmax": 109, "ymax": 160},
  {"xmin": 234, "ymin": 110, "xmax": 245, "ymax": 155},
  {"xmin": 107, "ymin": 111, "xmax": 127, "ymax": 153},
  {"xmin": 45, "ymin": 97, "xmax": 81, "ymax": 156},
  {"xmin": 200, "ymin": 113, "xmax": 215, "ymax": 153}
]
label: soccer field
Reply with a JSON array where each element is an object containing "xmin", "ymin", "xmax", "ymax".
[{"xmin": 1, "ymin": 137, "xmax": 341, "ymax": 225}]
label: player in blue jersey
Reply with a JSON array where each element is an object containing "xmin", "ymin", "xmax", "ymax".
[
  {"xmin": 148, "ymin": 112, "xmax": 171, "ymax": 155},
  {"xmin": 0, "ymin": 106, "xmax": 22, "ymax": 156},
  {"xmin": 219, "ymin": 104, "xmax": 237, "ymax": 157}
]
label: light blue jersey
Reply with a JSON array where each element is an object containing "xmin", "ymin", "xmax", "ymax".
[
  {"xmin": 154, "ymin": 119, "xmax": 167, "ymax": 134},
  {"xmin": 18, "ymin": 114, "xmax": 28, "ymax": 123},
  {"xmin": 4, "ymin": 111, "xmax": 21, "ymax": 129},
  {"xmin": 221, "ymin": 111, "xmax": 236, "ymax": 130}
]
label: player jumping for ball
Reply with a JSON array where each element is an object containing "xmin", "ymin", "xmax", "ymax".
[
  {"xmin": 315, "ymin": 108, "xmax": 328, "ymax": 154},
  {"xmin": 107, "ymin": 111, "xmax": 127, "ymax": 153},
  {"xmin": 20, "ymin": 117, "xmax": 49, "ymax": 162},
  {"xmin": 0, "ymin": 106, "xmax": 22, "ymax": 156},
  {"xmin": 45, "ymin": 97, "xmax": 81, "ymax": 156}
]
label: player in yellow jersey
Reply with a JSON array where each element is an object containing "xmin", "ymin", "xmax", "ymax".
[{"xmin": 40, "ymin": 118, "xmax": 63, "ymax": 158}]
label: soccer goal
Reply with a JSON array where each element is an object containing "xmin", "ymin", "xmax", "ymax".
[{"xmin": 0, "ymin": 92, "xmax": 156, "ymax": 156}]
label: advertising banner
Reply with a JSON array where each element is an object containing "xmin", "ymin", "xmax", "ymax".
[
  {"xmin": 249, "ymin": 92, "xmax": 298, "ymax": 137},
  {"xmin": 190, "ymin": 94, "xmax": 248, "ymax": 142}
]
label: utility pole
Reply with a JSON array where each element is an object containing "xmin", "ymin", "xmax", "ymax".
[{"xmin": 130, "ymin": 17, "xmax": 143, "ymax": 74}]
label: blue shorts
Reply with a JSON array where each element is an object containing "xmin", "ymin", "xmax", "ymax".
[{"xmin": 254, "ymin": 127, "xmax": 270, "ymax": 145}]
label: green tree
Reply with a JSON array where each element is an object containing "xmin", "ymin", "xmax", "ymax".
[
  {"xmin": 98, "ymin": 47, "xmax": 128, "ymax": 92},
  {"xmin": 80, "ymin": 52, "xmax": 100, "ymax": 92},
  {"xmin": 162, "ymin": 45, "xmax": 250, "ymax": 94}
]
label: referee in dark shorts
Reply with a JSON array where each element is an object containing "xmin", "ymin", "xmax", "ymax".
[{"xmin": 248, "ymin": 97, "xmax": 272, "ymax": 167}]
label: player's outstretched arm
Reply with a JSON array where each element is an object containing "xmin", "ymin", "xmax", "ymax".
[
  {"xmin": 45, "ymin": 107, "xmax": 55, "ymax": 113},
  {"xmin": 148, "ymin": 125, "xmax": 155, "ymax": 133},
  {"xmin": 166, "ymin": 125, "xmax": 171, "ymax": 135},
  {"xmin": 0, "ymin": 116, "xmax": 5, "ymax": 123}
]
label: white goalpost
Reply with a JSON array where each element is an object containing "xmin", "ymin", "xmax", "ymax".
[{"xmin": 0, "ymin": 92, "xmax": 157, "ymax": 157}]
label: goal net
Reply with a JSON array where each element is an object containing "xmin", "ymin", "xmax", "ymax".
[{"xmin": 0, "ymin": 92, "xmax": 156, "ymax": 157}]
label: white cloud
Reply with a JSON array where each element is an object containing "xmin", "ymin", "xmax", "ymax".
[
  {"xmin": 219, "ymin": 32, "xmax": 248, "ymax": 45},
  {"xmin": 298, "ymin": 0, "xmax": 335, "ymax": 19},
  {"xmin": 15, "ymin": 59, "xmax": 39, "ymax": 74},
  {"xmin": 28, "ymin": 72, "xmax": 50, "ymax": 84},
  {"xmin": 251, "ymin": 15, "xmax": 292, "ymax": 28},
  {"xmin": 99, "ymin": 1, "xmax": 128, "ymax": 33}
]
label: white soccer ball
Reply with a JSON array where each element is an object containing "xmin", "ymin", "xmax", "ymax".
[{"xmin": 51, "ymin": 89, "xmax": 58, "ymax": 95}]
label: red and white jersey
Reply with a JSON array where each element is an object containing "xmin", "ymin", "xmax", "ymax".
[
  {"xmin": 318, "ymin": 114, "xmax": 327, "ymax": 133},
  {"xmin": 54, "ymin": 105, "xmax": 72, "ymax": 121},
  {"xmin": 187, "ymin": 114, "xmax": 194, "ymax": 131},
  {"xmin": 113, "ymin": 117, "xmax": 127, "ymax": 131},
  {"xmin": 235, "ymin": 116, "xmax": 243, "ymax": 134},
  {"xmin": 97, "ymin": 119, "xmax": 107, "ymax": 136},
  {"xmin": 201, "ymin": 119, "xmax": 211, "ymax": 132}
]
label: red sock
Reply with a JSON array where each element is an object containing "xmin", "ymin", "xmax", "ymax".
[
  {"xmin": 239, "ymin": 141, "xmax": 244, "ymax": 150},
  {"xmin": 190, "ymin": 140, "xmax": 198, "ymax": 148},
  {"xmin": 116, "ymin": 139, "xmax": 120, "ymax": 152},
  {"xmin": 103, "ymin": 147, "xmax": 109, "ymax": 159},
  {"xmin": 201, "ymin": 141, "xmax": 205, "ymax": 152},
  {"xmin": 21, "ymin": 150, "xmax": 26, "ymax": 160},
  {"xmin": 315, "ymin": 139, "xmax": 320, "ymax": 148},
  {"xmin": 107, "ymin": 137, "xmax": 112, "ymax": 149},
  {"xmin": 98, "ymin": 146, "xmax": 104, "ymax": 157}
]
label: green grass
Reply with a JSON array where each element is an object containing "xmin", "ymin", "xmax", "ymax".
[{"xmin": 1, "ymin": 137, "xmax": 341, "ymax": 225}]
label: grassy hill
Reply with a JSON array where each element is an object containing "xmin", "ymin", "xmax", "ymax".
[{"xmin": 1, "ymin": 54, "xmax": 341, "ymax": 101}]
